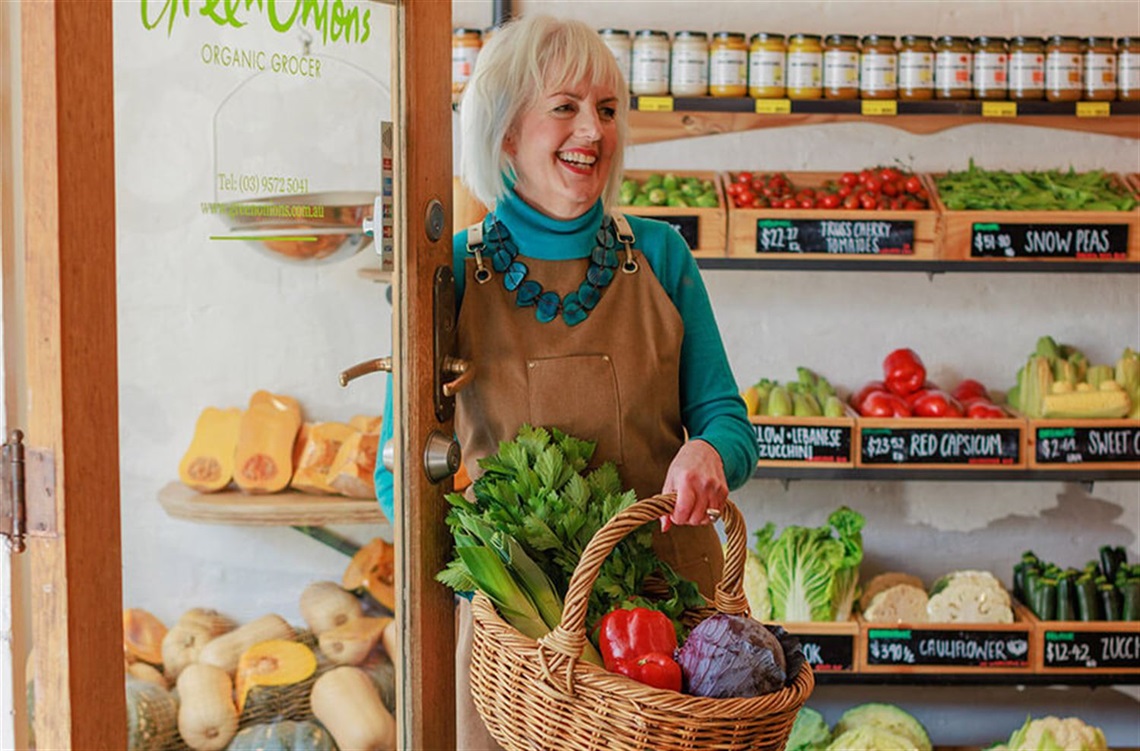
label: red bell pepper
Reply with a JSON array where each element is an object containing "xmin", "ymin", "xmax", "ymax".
[
  {"xmin": 966, "ymin": 399, "xmax": 1006, "ymax": 419},
  {"xmin": 852, "ymin": 380, "xmax": 888, "ymax": 413},
  {"xmin": 952, "ymin": 379, "xmax": 989, "ymax": 403},
  {"xmin": 882, "ymin": 348, "xmax": 927, "ymax": 397},
  {"xmin": 912, "ymin": 390, "xmax": 964, "ymax": 418},
  {"xmin": 860, "ymin": 391, "xmax": 913, "ymax": 417},
  {"xmin": 611, "ymin": 651, "xmax": 683, "ymax": 692}
]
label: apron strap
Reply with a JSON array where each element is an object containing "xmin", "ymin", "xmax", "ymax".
[
  {"xmin": 465, "ymin": 220, "xmax": 491, "ymax": 284},
  {"xmin": 610, "ymin": 213, "xmax": 639, "ymax": 274}
]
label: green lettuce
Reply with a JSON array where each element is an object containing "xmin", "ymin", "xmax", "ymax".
[{"xmin": 787, "ymin": 707, "xmax": 830, "ymax": 751}]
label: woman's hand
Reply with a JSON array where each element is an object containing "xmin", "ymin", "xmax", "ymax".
[{"xmin": 660, "ymin": 439, "xmax": 728, "ymax": 531}]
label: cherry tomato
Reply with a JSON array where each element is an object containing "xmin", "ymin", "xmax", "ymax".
[
  {"xmin": 878, "ymin": 167, "xmax": 901, "ymax": 183},
  {"xmin": 838, "ymin": 185, "xmax": 853, "ymax": 198},
  {"xmin": 782, "ymin": 198, "xmax": 799, "ymax": 209},
  {"xmin": 881, "ymin": 181, "xmax": 899, "ymax": 197},
  {"xmin": 821, "ymin": 193, "xmax": 842, "ymax": 209},
  {"xmin": 864, "ymin": 177, "xmax": 882, "ymax": 194},
  {"xmin": 858, "ymin": 169, "xmax": 873, "ymax": 184},
  {"xmin": 904, "ymin": 175, "xmax": 923, "ymax": 194},
  {"xmin": 839, "ymin": 172, "xmax": 858, "ymax": 187},
  {"xmin": 736, "ymin": 171, "xmax": 753, "ymax": 184},
  {"xmin": 751, "ymin": 196, "xmax": 765, "ymax": 208},
  {"xmin": 843, "ymin": 194, "xmax": 860, "ymax": 210},
  {"xmin": 860, "ymin": 194, "xmax": 878, "ymax": 210}
]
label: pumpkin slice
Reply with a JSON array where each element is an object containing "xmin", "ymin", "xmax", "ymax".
[
  {"xmin": 178, "ymin": 407, "xmax": 243, "ymax": 493},
  {"xmin": 318, "ymin": 616, "xmax": 392, "ymax": 666},
  {"xmin": 327, "ymin": 430, "xmax": 380, "ymax": 500},
  {"xmin": 248, "ymin": 389, "xmax": 302, "ymax": 420},
  {"xmin": 233, "ymin": 402, "xmax": 302, "ymax": 494},
  {"xmin": 234, "ymin": 639, "xmax": 318, "ymax": 714},
  {"xmin": 343, "ymin": 537, "xmax": 396, "ymax": 612},
  {"xmin": 291, "ymin": 421, "xmax": 356, "ymax": 495},
  {"xmin": 124, "ymin": 608, "xmax": 167, "ymax": 666},
  {"xmin": 349, "ymin": 414, "xmax": 383, "ymax": 434},
  {"xmin": 198, "ymin": 613, "xmax": 295, "ymax": 675}
]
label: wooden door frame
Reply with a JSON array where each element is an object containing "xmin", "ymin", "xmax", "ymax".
[
  {"xmin": 22, "ymin": 1, "xmax": 125, "ymax": 748},
  {"xmin": 393, "ymin": 1, "xmax": 456, "ymax": 748}
]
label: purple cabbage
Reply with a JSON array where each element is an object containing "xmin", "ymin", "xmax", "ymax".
[{"xmin": 675, "ymin": 615, "xmax": 804, "ymax": 698}]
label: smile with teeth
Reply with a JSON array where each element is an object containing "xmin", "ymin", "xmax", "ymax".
[{"xmin": 558, "ymin": 151, "xmax": 597, "ymax": 167}]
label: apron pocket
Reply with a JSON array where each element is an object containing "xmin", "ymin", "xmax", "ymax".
[{"xmin": 527, "ymin": 354, "xmax": 623, "ymax": 466}]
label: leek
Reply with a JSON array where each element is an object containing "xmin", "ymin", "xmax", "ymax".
[{"xmin": 456, "ymin": 545, "xmax": 550, "ymax": 642}]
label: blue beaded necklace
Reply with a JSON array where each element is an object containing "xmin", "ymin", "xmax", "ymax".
[{"xmin": 467, "ymin": 213, "xmax": 638, "ymax": 326}]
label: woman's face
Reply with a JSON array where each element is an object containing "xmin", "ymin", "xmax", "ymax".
[{"xmin": 505, "ymin": 79, "xmax": 619, "ymax": 220}]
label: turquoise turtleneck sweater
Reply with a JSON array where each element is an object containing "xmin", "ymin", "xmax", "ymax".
[{"xmin": 451, "ymin": 188, "xmax": 758, "ymax": 490}]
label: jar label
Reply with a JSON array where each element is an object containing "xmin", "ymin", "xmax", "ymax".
[
  {"xmin": 935, "ymin": 50, "xmax": 973, "ymax": 90},
  {"xmin": 786, "ymin": 51, "xmax": 822, "ymax": 89},
  {"xmin": 749, "ymin": 49, "xmax": 785, "ymax": 88},
  {"xmin": 451, "ymin": 47, "xmax": 480, "ymax": 85},
  {"xmin": 1084, "ymin": 51, "xmax": 1117, "ymax": 91},
  {"xmin": 898, "ymin": 50, "xmax": 933, "ymax": 89},
  {"xmin": 824, "ymin": 49, "xmax": 860, "ymax": 88},
  {"xmin": 1121, "ymin": 50, "xmax": 1140, "ymax": 93},
  {"xmin": 671, "ymin": 48, "xmax": 709, "ymax": 91},
  {"xmin": 631, "ymin": 45, "xmax": 670, "ymax": 93},
  {"xmin": 860, "ymin": 52, "xmax": 898, "ymax": 92},
  {"xmin": 710, "ymin": 48, "xmax": 748, "ymax": 86},
  {"xmin": 602, "ymin": 41, "xmax": 632, "ymax": 82},
  {"xmin": 1046, "ymin": 51, "xmax": 1082, "ymax": 90},
  {"xmin": 974, "ymin": 50, "xmax": 1008, "ymax": 92},
  {"xmin": 1009, "ymin": 50, "xmax": 1045, "ymax": 92}
]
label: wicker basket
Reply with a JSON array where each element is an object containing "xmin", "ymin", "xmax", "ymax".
[{"xmin": 470, "ymin": 494, "xmax": 815, "ymax": 751}]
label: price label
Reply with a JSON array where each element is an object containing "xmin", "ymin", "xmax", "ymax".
[
  {"xmin": 630, "ymin": 214, "xmax": 700, "ymax": 250},
  {"xmin": 971, "ymin": 223, "xmax": 1129, "ymax": 260},
  {"xmin": 1076, "ymin": 101, "xmax": 1111, "ymax": 118},
  {"xmin": 982, "ymin": 101, "xmax": 1018, "ymax": 118},
  {"xmin": 1035, "ymin": 426, "xmax": 1140, "ymax": 465},
  {"xmin": 796, "ymin": 632, "xmax": 855, "ymax": 672},
  {"xmin": 861, "ymin": 100, "xmax": 898, "ymax": 116},
  {"xmin": 867, "ymin": 628, "xmax": 1030, "ymax": 668},
  {"xmin": 755, "ymin": 219, "xmax": 916, "ymax": 255},
  {"xmin": 860, "ymin": 427, "xmax": 1022, "ymax": 466},
  {"xmin": 754, "ymin": 422, "xmax": 852, "ymax": 463},
  {"xmin": 637, "ymin": 96, "xmax": 674, "ymax": 112},
  {"xmin": 756, "ymin": 98, "xmax": 792, "ymax": 115},
  {"xmin": 1043, "ymin": 630, "xmax": 1140, "ymax": 669}
]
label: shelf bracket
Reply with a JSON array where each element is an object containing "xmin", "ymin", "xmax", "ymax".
[{"xmin": 290, "ymin": 525, "xmax": 362, "ymax": 557}]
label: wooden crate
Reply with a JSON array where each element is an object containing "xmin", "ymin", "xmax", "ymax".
[
  {"xmin": 724, "ymin": 171, "xmax": 939, "ymax": 261},
  {"xmin": 620, "ymin": 170, "xmax": 726, "ymax": 257},
  {"xmin": 751, "ymin": 408, "xmax": 857, "ymax": 468},
  {"xmin": 1025, "ymin": 604, "xmax": 1140, "ymax": 674},
  {"xmin": 930, "ymin": 172, "xmax": 1140, "ymax": 262},
  {"xmin": 776, "ymin": 618, "xmax": 860, "ymax": 673},
  {"xmin": 855, "ymin": 416, "xmax": 1028, "ymax": 470},
  {"xmin": 857, "ymin": 603, "xmax": 1036, "ymax": 674},
  {"xmin": 1027, "ymin": 417, "xmax": 1140, "ymax": 470},
  {"xmin": 1127, "ymin": 173, "xmax": 1140, "ymax": 197}
]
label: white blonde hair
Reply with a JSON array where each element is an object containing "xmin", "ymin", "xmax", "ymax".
[{"xmin": 458, "ymin": 15, "xmax": 629, "ymax": 212}]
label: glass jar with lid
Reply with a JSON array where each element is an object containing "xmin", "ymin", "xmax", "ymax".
[
  {"xmin": 709, "ymin": 32, "xmax": 749, "ymax": 97},
  {"xmin": 1120, "ymin": 37, "xmax": 1140, "ymax": 101},
  {"xmin": 598, "ymin": 29, "xmax": 632, "ymax": 86},
  {"xmin": 451, "ymin": 28, "xmax": 482, "ymax": 96},
  {"xmin": 860, "ymin": 34, "xmax": 898, "ymax": 99},
  {"xmin": 748, "ymin": 33, "xmax": 786, "ymax": 98},
  {"xmin": 972, "ymin": 36, "xmax": 1008, "ymax": 100},
  {"xmin": 1008, "ymin": 36, "xmax": 1045, "ymax": 101},
  {"xmin": 898, "ymin": 35, "xmax": 935, "ymax": 100},
  {"xmin": 630, "ymin": 29, "xmax": 671, "ymax": 96},
  {"xmin": 1045, "ymin": 35, "xmax": 1084, "ymax": 102},
  {"xmin": 934, "ymin": 35, "xmax": 973, "ymax": 99},
  {"xmin": 1084, "ymin": 36, "xmax": 1117, "ymax": 101},
  {"xmin": 823, "ymin": 34, "xmax": 860, "ymax": 99},
  {"xmin": 670, "ymin": 31, "xmax": 709, "ymax": 96},
  {"xmin": 786, "ymin": 33, "xmax": 823, "ymax": 99}
]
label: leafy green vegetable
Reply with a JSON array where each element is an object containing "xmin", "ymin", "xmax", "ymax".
[
  {"xmin": 787, "ymin": 707, "xmax": 831, "ymax": 751},
  {"xmin": 935, "ymin": 160, "xmax": 1136, "ymax": 212},
  {"xmin": 437, "ymin": 425, "xmax": 705, "ymax": 653},
  {"xmin": 834, "ymin": 703, "xmax": 932, "ymax": 751}
]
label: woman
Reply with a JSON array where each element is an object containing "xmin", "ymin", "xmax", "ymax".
[{"xmin": 448, "ymin": 14, "xmax": 758, "ymax": 749}]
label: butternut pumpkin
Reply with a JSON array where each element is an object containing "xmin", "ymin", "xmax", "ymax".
[
  {"xmin": 318, "ymin": 616, "xmax": 392, "ymax": 666},
  {"xmin": 127, "ymin": 661, "xmax": 168, "ymax": 689},
  {"xmin": 342, "ymin": 537, "xmax": 396, "ymax": 612},
  {"xmin": 161, "ymin": 608, "xmax": 237, "ymax": 680},
  {"xmin": 349, "ymin": 414, "xmax": 383, "ymax": 434},
  {"xmin": 380, "ymin": 619, "xmax": 398, "ymax": 666},
  {"xmin": 178, "ymin": 407, "xmax": 242, "ymax": 493},
  {"xmin": 234, "ymin": 639, "xmax": 318, "ymax": 714},
  {"xmin": 299, "ymin": 581, "xmax": 363, "ymax": 634},
  {"xmin": 176, "ymin": 663, "xmax": 239, "ymax": 751},
  {"xmin": 178, "ymin": 607, "xmax": 238, "ymax": 637},
  {"xmin": 123, "ymin": 608, "xmax": 167, "ymax": 666},
  {"xmin": 310, "ymin": 666, "xmax": 397, "ymax": 751},
  {"xmin": 197, "ymin": 613, "xmax": 295, "ymax": 674},
  {"xmin": 233, "ymin": 402, "xmax": 302, "ymax": 494},
  {"xmin": 291, "ymin": 421, "xmax": 356, "ymax": 494},
  {"xmin": 249, "ymin": 389, "xmax": 302, "ymax": 419},
  {"xmin": 126, "ymin": 676, "xmax": 180, "ymax": 751},
  {"xmin": 327, "ymin": 430, "xmax": 380, "ymax": 500}
]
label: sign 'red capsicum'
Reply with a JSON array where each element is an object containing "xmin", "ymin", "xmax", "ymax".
[
  {"xmin": 596, "ymin": 607, "xmax": 682, "ymax": 691},
  {"xmin": 883, "ymin": 348, "xmax": 927, "ymax": 397}
]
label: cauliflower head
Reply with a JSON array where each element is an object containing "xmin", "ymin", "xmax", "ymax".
[{"xmin": 1007, "ymin": 716, "xmax": 1108, "ymax": 751}]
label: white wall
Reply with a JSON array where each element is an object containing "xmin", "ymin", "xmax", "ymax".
[{"xmin": 113, "ymin": 0, "xmax": 1140, "ymax": 747}]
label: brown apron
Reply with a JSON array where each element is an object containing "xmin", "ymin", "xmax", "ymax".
[{"xmin": 452, "ymin": 216, "xmax": 723, "ymax": 750}]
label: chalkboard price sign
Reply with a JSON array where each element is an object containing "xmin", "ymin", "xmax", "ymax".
[
  {"xmin": 754, "ymin": 423, "xmax": 852, "ymax": 463},
  {"xmin": 755, "ymin": 219, "xmax": 916, "ymax": 255},
  {"xmin": 1035, "ymin": 426, "xmax": 1140, "ymax": 465},
  {"xmin": 971, "ymin": 222, "xmax": 1129, "ymax": 260},
  {"xmin": 866, "ymin": 628, "xmax": 1031, "ymax": 668},
  {"xmin": 1042, "ymin": 630, "xmax": 1140, "ymax": 670},
  {"xmin": 631, "ymin": 214, "xmax": 700, "ymax": 249},
  {"xmin": 796, "ymin": 632, "xmax": 855, "ymax": 672},
  {"xmin": 860, "ymin": 426, "xmax": 1022, "ymax": 465}
]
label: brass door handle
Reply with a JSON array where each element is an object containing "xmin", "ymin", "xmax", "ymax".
[
  {"xmin": 441, "ymin": 356, "xmax": 474, "ymax": 397},
  {"xmin": 339, "ymin": 356, "xmax": 392, "ymax": 387}
]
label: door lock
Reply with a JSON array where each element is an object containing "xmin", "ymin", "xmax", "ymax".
[{"xmin": 423, "ymin": 431, "xmax": 461, "ymax": 483}]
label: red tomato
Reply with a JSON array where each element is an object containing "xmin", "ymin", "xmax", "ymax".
[
  {"xmin": 878, "ymin": 167, "xmax": 901, "ymax": 183},
  {"xmin": 725, "ymin": 182, "xmax": 742, "ymax": 196},
  {"xmin": 860, "ymin": 194, "xmax": 878, "ymax": 210},
  {"xmin": 839, "ymin": 172, "xmax": 858, "ymax": 187},
  {"xmin": 864, "ymin": 177, "xmax": 882, "ymax": 193},
  {"xmin": 800, "ymin": 198, "xmax": 814, "ymax": 209},
  {"xmin": 881, "ymin": 181, "xmax": 899, "ymax": 197},
  {"xmin": 782, "ymin": 198, "xmax": 799, "ymax": 209},
  {"xmin": 861, "ymin": 391, "xmax": 913, "ymax": 418},
  {"xmin": 904, "ymin": 175, "xmax": 923, "ymax": 194},
  {"xmin": 843, "ymin": 194, "xmax": 860, "ymax": 210},
  {"xmin": 837, "ymin": 185, "xmax": 853, "ymax": 198},
  {"xmin": 858, "ymin": 169, "xmax": 873, "ymax": 184},
  {"xmin": 952, "ymin": 379, "xmax": 989, "ymax": 403},
  {"xmin": 750, "ymin": 196, "xmax": 765, "ymax": 208},
  {"xmin": 736, "ymin": 171, "xmax": 753, "ymax": 184},
  {"xmin": 821, "ymin": 193, "xmax": 842, "ymax": 209}
]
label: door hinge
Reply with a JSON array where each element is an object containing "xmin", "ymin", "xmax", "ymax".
[{"xmin": 1, "ymin": 429, "xmax": 57, "ymax": 554}]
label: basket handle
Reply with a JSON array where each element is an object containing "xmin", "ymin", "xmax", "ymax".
[{"xmin": 537, "ymin": 494, "xmax": 750, "ymax": 667}]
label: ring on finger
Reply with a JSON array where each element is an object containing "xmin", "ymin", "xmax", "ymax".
[{"xmin": 706, "ymin": 508, "xmax": 722, "ymax": 521}]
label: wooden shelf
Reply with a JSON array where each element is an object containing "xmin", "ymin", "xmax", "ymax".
[
  {"xmin": 158, "ymin": 481, "xmax": 390, "ymax": 527},
  {"xmin": 628, "ymin": 97, "xmax": 1140, "ymax": 143},
  {"xmin": 753, "ymin": 467, "xmax": 1140, "ymax": 483},
  {"xmin": 815, "ymin": 671, "xmax": 1140, "ymax": 686},
  {"xmin": 698, "ymin": 257, "xmax": 1140, "ymax": 274}
]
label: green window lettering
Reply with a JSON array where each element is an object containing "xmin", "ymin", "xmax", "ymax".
[
  {"xmin": 140, "ymin": 0, "xmax": 191, "ymax": 36},
  {"xmin": 268, "ymin": 0, "xmax": 302, "ymax": 32}
]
